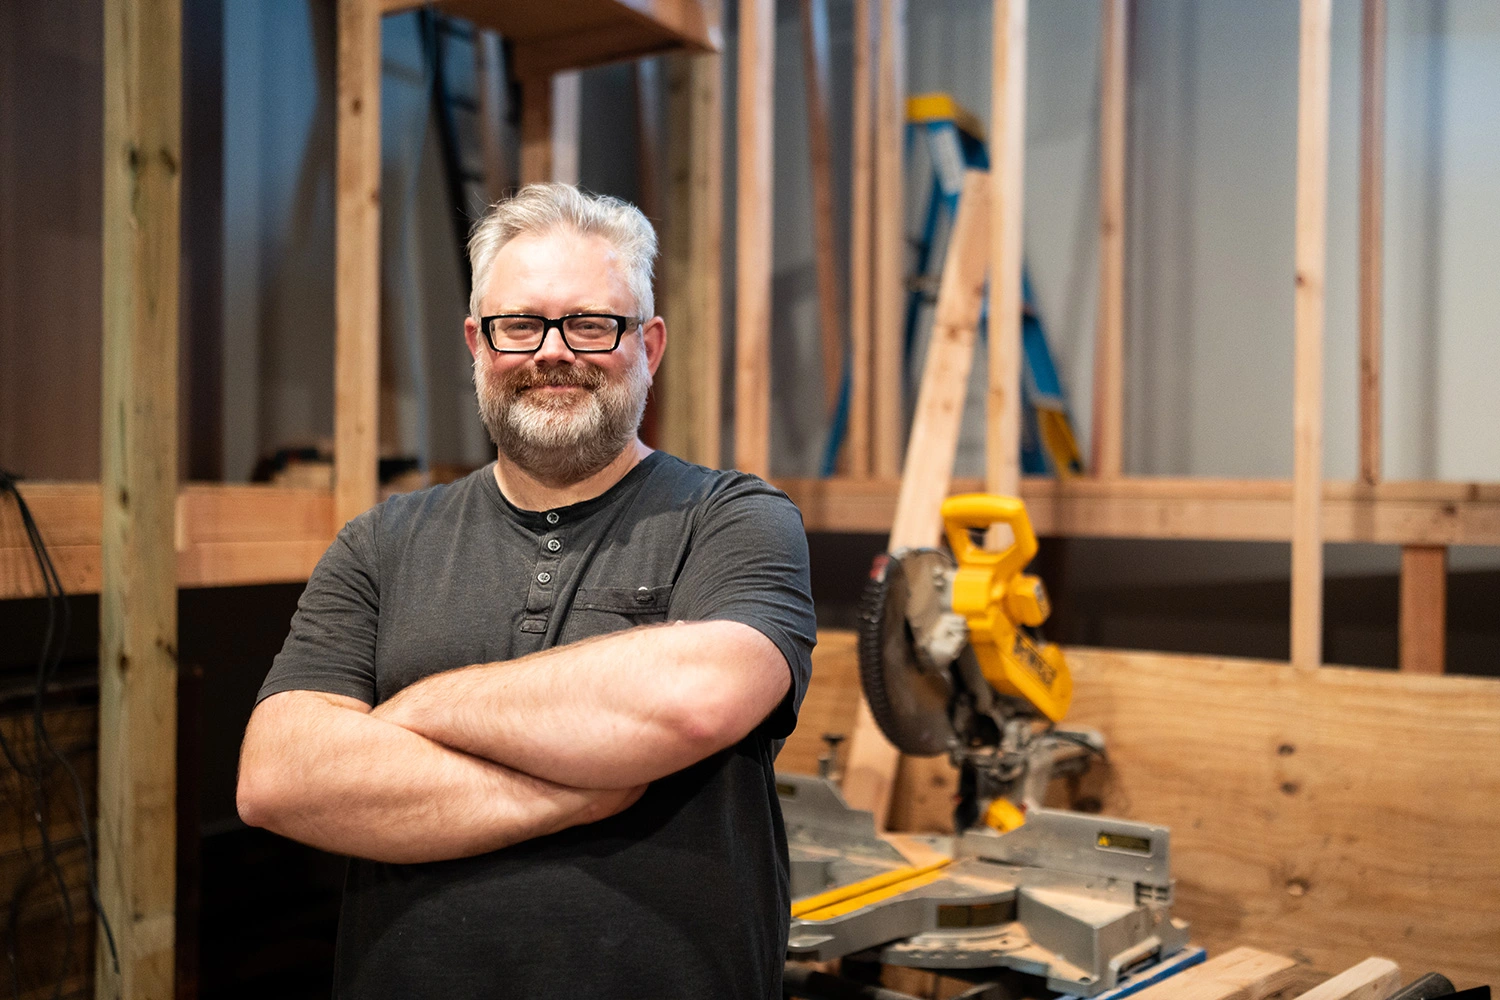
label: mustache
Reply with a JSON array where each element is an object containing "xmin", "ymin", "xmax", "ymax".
[{"xmin": 497, "ymin": 362, "xmax": 607, "ymax": 394}]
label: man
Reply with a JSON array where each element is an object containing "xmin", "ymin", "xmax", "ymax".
[{"xmin": 237, "ymin": 184, "xmax": 816, "ymax": 999}]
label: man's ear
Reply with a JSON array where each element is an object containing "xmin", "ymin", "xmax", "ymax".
[
  {"xmin": 643, "ymin": 316, "xmax": 666, "ymax": 377},
  {"xmin": 464, "ymin": 316, "xmax": 483, "ymax": 360}
]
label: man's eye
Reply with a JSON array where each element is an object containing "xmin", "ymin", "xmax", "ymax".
[
  {"xmin": 501, "ymin": 319, "xmax": 543, "ymax": 334},
  {"xmin": 570, "ymin": 319, "xmax": 609, "ymax": 333}
]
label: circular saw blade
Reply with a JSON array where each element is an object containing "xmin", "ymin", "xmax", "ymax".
[{"xmin": 857, "ymin": 550, "xmax": 956, "ymax": 757}]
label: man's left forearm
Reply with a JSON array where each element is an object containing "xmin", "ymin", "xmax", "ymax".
[{"xmin": 373, "ymin": 620, "xmax": 789, "ymax": 789}]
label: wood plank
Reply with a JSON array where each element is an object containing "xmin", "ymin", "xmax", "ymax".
[
  {"xmin": 777, "ymin": 630, "xmax": 862, "ymax": 777},
  {"xmin": 1291, "ymin": 0, "xmax": 1332, "ymax": 670},
  {"xmin": 658, "ymin": 46, "xmax": 723, "ymax": 467},
  {"xmin": 1358, "ymin": 0, "xmax": 1385, "ymax": 486},
  {"xmin": 99, "ymin": 0, "xmax": 180, "ymax": 992},
  {"xmin": 800, "ymin": 0, "xmax": 844, "ymax": 418},
  {"xmin": 871, "ymin": 0, "xmax": 906, "ymax": 478},
  {"xmin": 1131, "ymin": 947, "xmax": 1298, "ymax": 1000},
  {"xmin": 1092, "ymin": 0, "xmax": 1127, "ymax": 479},
  {"xmin": 335, "ymin": 0, "xmax": 381, "ymax": 527},
  {"xmin": 1399, "ymin": 544, "xmax": 1445, "ymax": 674},
  {"xmin": 847, "ymin": 0, "xmax": 876, "ymax": 477},
  {"xmin": 1290, "ymin": 958, "xmax": 1400, "ymax": 1000},
  {"xmin": 733, "ymin": 0, "xmax": 774, "ymax": 477},
  {"xmin": 519, "ymin": 75, "xmax": 553, "ymax": 186},
  {"xmin": 988, "ymin": 0, "xmax": 1027, "ymax": 497},
  {"xmin": 842, "ymin": 172, "xmax": 990, "ymax": 828}
]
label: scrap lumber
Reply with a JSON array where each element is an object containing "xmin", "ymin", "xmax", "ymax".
[
  {"xmin": 1290, "ymin": 958, "xmax": 1400, "ymax": 1000},
  {"xmin": 1358, "ymin": 0, "xmax": 1385, "ymax": 486},
  {"xmin": 1291, "ymin": 0, "xmax": 1331, "ymax": 669},
  {"xmin": 734, "ymin": 0, "xmax": 774, "ymax": 477},
  {"xmin": 871, "ymin": 0, "xmax": 906, "ymax": 477},
  {"xmin": 1399, "ymin": 545, "xmax": 1446, "ymax": 674},
  {"xmin": 1130, "ymin": 947, "xmax": 1298, "ymax": 1000},
  {"xmin": 1092, "ymin": 0, "xmax": 1127, "ymax": 478},
  {"xmin": 847, "ymin": 0, "xmax": 875, "ymax": 476},
  {"xmin": 988, "ymin": 0, "xmax": 1027, "ymax": 497},
  {"xmin": 841, "ymin": 172, "xmax": 991, "ymax": 826},
  {"xmin": 100, "ymin": 0, "xmax": 181, "ymax": 993}
]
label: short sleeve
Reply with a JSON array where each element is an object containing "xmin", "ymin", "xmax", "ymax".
[
  {"xmin": 256, "ymin": 510, "xmax": 383, "ymax": 707},
  {"xmin": 668, "ymin": 477, "xmax": 817, "ymax": 739}
]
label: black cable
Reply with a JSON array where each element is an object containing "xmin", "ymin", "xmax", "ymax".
[{"xmin": 0, "ymin": 470, "xmax": 119, "ymax": 997}]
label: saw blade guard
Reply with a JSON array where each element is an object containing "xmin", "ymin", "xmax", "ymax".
[{"xmin": 941, "ymin": 493, "xmax": 1073, "ymax": 722}]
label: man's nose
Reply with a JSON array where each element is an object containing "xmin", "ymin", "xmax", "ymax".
[{"xmin": 532, "ymin": 323, "xmax": 577, "ymax": 364}]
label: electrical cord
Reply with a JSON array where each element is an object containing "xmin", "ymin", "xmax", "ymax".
[{"xmin": 0, "ymin": 469, "xmax": 119, "ymax": 998}]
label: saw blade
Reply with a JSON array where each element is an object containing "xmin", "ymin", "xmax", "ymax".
[{"xmin": 857, "ymin": 550, "xmax": 956, "ymax": 757}]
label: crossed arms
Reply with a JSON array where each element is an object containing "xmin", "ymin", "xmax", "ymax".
[{"xmin": 236, "ymin": 620, "xmax": 790, "ymax": 864}]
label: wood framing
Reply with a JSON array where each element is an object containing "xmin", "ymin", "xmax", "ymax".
[
  {"xmin": 1399, "ymin": 544, "xmax": 1446, "ymax": 674},
  {"xmin": 335, "ymin": 0, "xmax": 381, "ymax": 527},
  {"xmin": 659, "ymin": 45, "xmax": 724, "ymax": 468},
  {"xmin": 1290, "ymin": 959, "xmax": 1400, "ymax": 1000},
  {"xmin": 988, "ymin": 0, "xmax": 1027, "ymax": 497},
  {"xmin": 519, "ymin": 75, "xmax": 553, "ymax": 185},
  {"xmin": 1291, "ymin": 0, "xmax": 1331, "ymax": 670},
  {"xmin": 871, "ymin": 0, "xmax": 905, "ymax": 477},
  {"xmin": 1358, "ymin": 0, "xmax": 1385, "ymax": 486},
  {"xmin": 842, "ymin": 172, "xmax": 991, "ymax": 826},
  {"xmin": 800, "ymin": 0, "xmax": 843, "ymax": 418},
  {"xmin": 847, "ymin": 0, "xmax": 876, "ymax": 476},
  {"xmin": 1092, "ymin": 0, "xmax": 1127, "ymax": 479},
  {"xmin": 734, "ymin": 0, "xmax": 774, "ymax": 476},
  {"xmin": 99, "ymin": 0, "xmax": 181, "ymax": 993}
]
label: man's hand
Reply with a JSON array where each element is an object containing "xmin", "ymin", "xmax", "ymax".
[
  {"xmin": 374, "ymin": 620, "xmax": 790, "ymax": 790},
  {"xmin": 237, "ymin": 690, "xmax": 646, "ymax": 863}
]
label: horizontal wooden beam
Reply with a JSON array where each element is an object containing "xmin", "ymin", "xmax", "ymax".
[
  {"xmin": 776, "ymin": 475, "xmax": 1500, "ymax": 546},
  {"xmin": 1, "ymin": 483, "xmax": 335, "ymax": 599}
]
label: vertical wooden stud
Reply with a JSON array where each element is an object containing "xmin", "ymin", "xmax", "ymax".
[
  {"xmin": 1291, "ymin": 0, "xmax": 1331, "ymax": 670},
  {"xmin": 519, "ymin": 76, "xmax": 554, "ymax": 186},
  {"xmin": 735, "ymin": 0, "xmax": 774, "ymax": 477},
  {"xmin": 848, "ymin": 0, "xmax": 876, "ymax": 477},
  {"xmin": 988, "ymin": 0, "xmax": 1027, "ymax": 498},
  {"xmin": 801, "ymin": 0, "xmax": 844, "ymax": 419},
  {"xmin": 99, "ymin": 0, "xmax": 180, "ymax": 994},
  {"xmin": 1092, "ymin": 0, "xmax": 1127, "ymax": 479},
  {"xmin": 1358, "ymin": 0, "xmax": 1385, "ymax": 486},
  {"xmin": 335, "ymin": 0, "xmax": 380, "ymax": 527},
  {"xmin": 871, "ymin": 0, "xmax": 906, "ymax": 477},
  {"xmin": 1400, "ymin": 546, "xmax": 1446, "ymax": 674}
]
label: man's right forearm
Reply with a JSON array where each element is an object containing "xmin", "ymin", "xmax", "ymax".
[{"xmin": 237, "ymin": 691, "xmax": 642, "ymax": 864}]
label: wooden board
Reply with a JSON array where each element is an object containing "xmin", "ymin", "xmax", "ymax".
[
  {"xmin": 519, "ymin": 74, "xmax": 553, "ymax": 185},
  {"xmin": 871, "ymin": 0, "xmax": 906, "ymax": 478},
  {"xmin": 733, "ymin": 0, "xmax": 774, "ymax": 477},
  {"xmin": 777, "ymin": 630, "xmax": 863, "ymax": 778},
  {"xmin": 988, "ymin": 0, "xmax": 1027, "ymax": 498},
  {"xmin": 847, "ymin": 0, "xmax": 875, "ymax": 476},
  {"xmin": 800, "ymin": 0, "xmax": 843, "ymax": 419},
  {"xmin": 1358, "ymin": 0, "xmax": 1385, "ymax": 487},
  {"xmin": 335, "ymin": 0, "xmax": 381, "ymax": 527},
  {"xmin": 1399, "ymin": 544, "xmax": 1445, "ymax": 674},
  {"xmin": 1290, "ymin": 958, "xmax": 1399, "ymax": 1000},
  {"xmin": 1131, "ymin": 947, "xmax": 1298, "ymax": 1000},
  {"xmin": 1092, "ymin": 0, "xmax": 1127, "ymax": 479},
  {"xmin": 99, "ymin": 0, "xmax": 181, "ymax": 993},
  {"xmin": 1291, "ymin": 0, "xmax": 1331, "ymax": 669}
]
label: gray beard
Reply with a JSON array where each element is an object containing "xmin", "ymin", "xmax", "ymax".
[{"xmin": 474, "ymin": 349, "xmax": 652, "ymax": 488}]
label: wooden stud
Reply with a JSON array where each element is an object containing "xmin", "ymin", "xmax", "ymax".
[
  {"xmin": 1092, "ymin": 0, "xmax": 1127, "ymax": 479},
  {"xmin": 634, "ymin": 60, "xmax": 664, "ymax": 220},
  {"xmin": 800, "ymin": 0, "xmax": 844, "ymax": 419},
  {"xmin": 99, "ymin": 0, "xmax": 181, "ymax": 993},
  {"xmin": 551, "ymin": 71, "xmax": 582, "ymax": 186},
  {"xmin": 519, "ymin": 75, "xmax": 553, "ymax": 185},
  {"xmin": 659, "ymin": 47, "xmax": 724, "ymax": 468},
  {"xmin": 734, "ymin": 0, "xmax": 774, "ymax": 477},
  {"xmin": 871, "ymin": 0, "xmax": 906, "ymax": 478},
  {"xmin": 989, "ymin": 0, "xmax": 1027, "ymax": 498},
  {"xmin": 1291, "ymin": 0, "xmax": 1331, "ymax": 670},
  {"xmin": 847, "ymin": 0, "xmax": 876, "ymax": 477},
  {"xmin": 1290, "ymin": 958, "xmax": 1400, "ymax": 1000},
  {"xmin": 842, "ymin": 172, "xmax": 991, "ymax": 827},
  {"xmin": 1399, "ymin": 544, "xmax": 1446, "ymax": 674},
  {"xmin": 335, "ymin": 0, "xmax": 380, "ymax": 527},
  {"xmin": 1131, "ymin": 947, "xmax": 1299, "ymax": 1000},
  {"xmin": 1358, "ymin": 0, "xmax": 1385, "ymax": 486}
]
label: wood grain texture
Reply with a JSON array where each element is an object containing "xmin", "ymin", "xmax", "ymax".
[
  {"xmin": 799, "ymin": 0, "xmax": 844, "ymax": 422},
  {"xmin": 871, "ymin": 0, "xmax": 906, "ymax": 478},
  {"xmin": 1358, "ymin": 0, "xmax": 1385, "ymax": 487},
  {"xmin": 1399, "ymin": 544, "xmax": 1445, "ymax": 674},
  {"xmin": 778, "ymin": 630, "xmax": 862, "ymax": 777},
  {"xmin": 842, "ymin": 173, "xmax": 990, "ymax": 827},
  {"xmin": 847, "ymin": 0, "xmax": 875, "ymax": 477},
  {"xmin": 1289, "ymin": 958, "xmax": 1399, "ymax": 1000},
  {"xmin": 1291, "ymin": 0, "xmax": 1331, "ymax": 670},
  {"xmin": 99, "ymin": 0, "xmax": 180, "ymax": 992},
  {"xmin": 335, "ymin": 0, "xmax": 380, "ymax": 527},
  {"xmin": 988, "ymin": 0, "xmax": 1027, "ymax": 497},
  {"xmin": 1091, "ymin": 0, "xmax": 1127, "ymax": 479},
  {"xmin": 733, "ymin": 0, "xmax": 774, "ymax": 477},
  {"xmin": 1131, "ymin": 947, "xmax": 1298, "ymax": 1000}
]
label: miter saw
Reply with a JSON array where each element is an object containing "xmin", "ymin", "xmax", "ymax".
[{"xmin": 780, "ymin": 495, "xmax": 1188, "ymax": 998}]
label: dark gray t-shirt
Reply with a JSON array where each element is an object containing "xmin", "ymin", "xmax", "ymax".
[{"xmin": 257, "ymin": 452, "xmax": 816, "ymax": 1000}]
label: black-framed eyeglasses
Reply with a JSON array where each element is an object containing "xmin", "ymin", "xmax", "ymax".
[{"xmin": 478, "ymin": 313, "xmax": 641, "ymax": 354}]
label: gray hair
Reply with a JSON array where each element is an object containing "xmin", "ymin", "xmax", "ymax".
[{"xmin": 467, "ymin": 183, "xmax": 658, "ymax": 323}]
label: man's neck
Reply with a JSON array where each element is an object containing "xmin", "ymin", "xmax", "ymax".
[{"xmin": 492, "ymin": 439, "xmax": 653, "ymax": 512}]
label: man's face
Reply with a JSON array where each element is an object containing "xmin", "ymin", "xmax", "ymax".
[{"xmin": 464, "ymin": 228, "xmax": 665, "ymax": 487}]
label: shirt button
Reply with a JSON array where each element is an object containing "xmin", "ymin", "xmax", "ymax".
[
  {"xmin": 546, "ymin": 539, "xmax": 561, "ymax": 553},
  {"xmin": 537, "ymin": 571, "xmax": 552, "ymax": 584},
  {"xmin": 634, "ymin": 586, "xmax": 652, "ymax": 604},
  {"xmin": 545, "ymin": 512, "xmax": 559, "ymax": 525}
]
